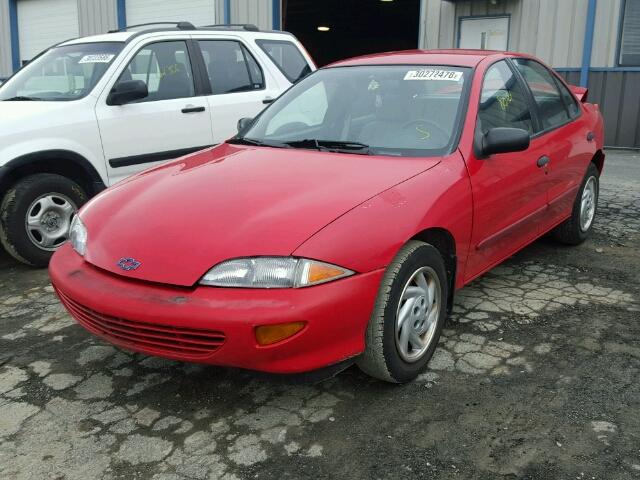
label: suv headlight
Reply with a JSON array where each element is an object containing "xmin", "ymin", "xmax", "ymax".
[
  {"xmin": 200, "ymin": 257, "xmax": 354, "ymax": 288},
  {"xmin": 69, "ymin": 216, "xmax": 87, "ymax": 256}
]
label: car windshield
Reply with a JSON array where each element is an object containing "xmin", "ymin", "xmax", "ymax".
[
  {"xmin": 0, "ymin": 42, "xmax": 124, "ymax": 101},
  {"xmin": 237, "ymin": 65, "xmax": 471, "ymax": 156}
]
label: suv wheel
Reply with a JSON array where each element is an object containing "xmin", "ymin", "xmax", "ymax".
[{"xmin": 0, "ymin": 174, "xmax": 87, "ymax": 267}]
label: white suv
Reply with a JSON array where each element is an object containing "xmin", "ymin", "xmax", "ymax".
[{"xmin": 0, "ymin": 22, "xmax": 314, "ymax": 266}]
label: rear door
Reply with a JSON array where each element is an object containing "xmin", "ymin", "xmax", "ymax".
[
  {"xmin": 511, "ymin": 58, "xmax": 592, "ymax": 231},
  {"xmin": 95, "ymin": 38, "xmax": 213, "ymax": 185},
  {"xmin": 464, "ymin": 60, "xmax": 548, "ymax": 281},
  {"xmin": 195, "ymin": 38, "xmax": 282, "ymax": 143}
]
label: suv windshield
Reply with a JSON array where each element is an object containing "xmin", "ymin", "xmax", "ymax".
[
  {"xmin": 0, "ymin": 42, "xmax": 124, "ymax": 101},
  {"xmin": 237, "ymin": 65, "xmax": 471, "ymax": 157}
]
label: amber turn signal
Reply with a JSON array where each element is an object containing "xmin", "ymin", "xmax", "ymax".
[{"xmin": 255, "ymin": 321, "xmax": 306, "ymax": 346}]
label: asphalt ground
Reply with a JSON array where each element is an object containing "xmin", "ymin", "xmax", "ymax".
[{"xmin": 1, "ymin": 149, "xmax": 639, "ymax": 480}]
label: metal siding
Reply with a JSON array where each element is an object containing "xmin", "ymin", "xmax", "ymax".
[
  {"xmin": 591, "ymin": 0, "xmax": 622, "ymax": 67},
  {"xmin": 443, "ymin": 0, "xmax": 595, "ymax": 68},
  {"xmin": 438, "ymin": 0, "xmax": 456, "ymax": 47},
  {"xmin": 230, "ymin": 0, "xmax": 271, "ymax": 30},
  {"xmin": 0, "ymin": 0, "xmax": 12, "ymax": 78},
  {"xmin": 78, "ymin": 0, "xmax": 117, "ymax": 36}
]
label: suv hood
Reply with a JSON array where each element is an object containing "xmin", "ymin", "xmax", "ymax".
[
  {"xmin": 81, "ymin": 143, "xmax": 440, "ymax": 286},
  {"xmin": 0, "ymin": 101, "xmax": 80, "ymax": 136}
]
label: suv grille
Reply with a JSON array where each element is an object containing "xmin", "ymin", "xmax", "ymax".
[{"xmin": 55, "ymin": 288, "xmax": 225, "ymax": 358}]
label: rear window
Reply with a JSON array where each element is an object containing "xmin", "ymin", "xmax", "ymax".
[{"xmin": 256, "ymin": 39, "xmax": 311, "ymax": 83}]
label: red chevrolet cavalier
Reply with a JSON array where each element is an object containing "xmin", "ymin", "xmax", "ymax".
[{"xmin": 50, "ymin": 50, "xmax": 604, "ymax": 383}]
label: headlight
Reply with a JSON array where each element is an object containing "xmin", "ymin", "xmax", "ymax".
[
  {"xmin": 200, "ymin": 257, "xmax": 354, "ymax": 288},
  {"xmin": 69, "ymin": 216, "xmax": 87, "ymax": 256}
]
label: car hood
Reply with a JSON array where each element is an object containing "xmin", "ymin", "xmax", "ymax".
[
  {"xmin": 81, "ymin": 143, "xmax": 441, "ymax": 286},
  {"xmin": 0, "ymin": 101, "xmax": 81, "ymax": 136}
]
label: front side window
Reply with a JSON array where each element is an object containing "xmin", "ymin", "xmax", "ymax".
[
  {"xmin": 513, "ymin": 59, "xmax": 572, "ymax": 131},
  {"xmin": 198, "ymin": 40, "xmax": 264, "ymax": 94},
  {"xmin": 478, "ymin": 60, "xmax": 534, "ymax": 135},
  {"xmin": 256, "ymin": 39, "xmax": 312, "ymax": 83},
  {"xmin": 0, "ymin": 42, "xmax": 124, "ymax": 101},
  {"xmin": 620, "ymin": 0, "xmax": 640, "ymax": 66},
  {"xmin": 114, "ymin": 41, "xmax": 195, "ymax": 102},
  {"xmin": 240, "ymin": 65, "xmax": 471, "ymax": 157}
]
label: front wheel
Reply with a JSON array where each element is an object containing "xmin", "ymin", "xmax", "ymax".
[
  {"xmin": 552, "ymin": 163, "xmax": 600, "ymax": 245},
  {"xmin": 356, "ymin": 241, "xmax": 448, "ymax": 383},
  {"xmin": 0, "ymin": 174, "xmax": 87, "ymax": 267}
]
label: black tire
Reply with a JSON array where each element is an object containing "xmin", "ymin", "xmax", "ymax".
[
  {"xmin": 0, "ymin": 174, "xmax": 87, "ymax": 267},
  {"xmin": 552, "ymin": 163, "xmax": 600, "ymax": 245},
  {"xmin": 356, "ymin": 240, "xmax": 448, "ymax": 383}
]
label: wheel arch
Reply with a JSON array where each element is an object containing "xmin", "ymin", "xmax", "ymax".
[
  {"xmin": 410, "ymin": 227, "xmax": 457, "ymax": 313},
  {"xmin": 0, "ymin": 150, "xmax": 106, "ymax": 199}
]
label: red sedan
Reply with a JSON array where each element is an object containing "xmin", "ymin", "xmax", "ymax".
[{"xmin": 50, "ymin": 50, "xmax": 604, "ymax": 383}]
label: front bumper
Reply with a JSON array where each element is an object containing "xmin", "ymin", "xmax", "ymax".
[{"xmin": 49, "ymin": 245, "xmax": 383, "ymax": 374}]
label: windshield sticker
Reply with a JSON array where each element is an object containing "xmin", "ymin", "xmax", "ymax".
[
  {"xmin": 78, "ymin": 54, "xmax": 115, "ymax": 64},
  {"xmin": 404, "ymin": 69, "xmax": 463, "ymax": 81}
]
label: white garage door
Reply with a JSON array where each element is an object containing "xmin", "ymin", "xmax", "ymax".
[
  {"xmin": 17, "ymin": 0, "xmax": 79, "ymax": 64},
  {"xmin": 126, "ymin": 0, "xmax": 217, "ymax": 28}
]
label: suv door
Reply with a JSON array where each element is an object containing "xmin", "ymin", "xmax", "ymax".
[
  {"xmin": 465, "ymin": 60, "xmax": 548, "ymax": 281},
  {"xmin": 512, "ymin": 58, "xmax": 591, "ymax": 231},
  {"xmin": 195, "ymin": 38, "xmax": 282, "ymax": 142},
  {"xmin": 95, "ymin": 39, "xmax": 213, "ymax": 185}
]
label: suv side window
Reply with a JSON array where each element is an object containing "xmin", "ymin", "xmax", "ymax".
[
  {"xmin": 115, "ymin": 41, "xmax": 195, "ymax": 102},
  {"xmin": 478, "ymin": 60, "xmax": 534, "ymax": 135},
  {"xmin": 513, "ymin": 58, "xmax": 575, "ymax": 130},
  {"xmin": 256, "ymin": 39, "xmax": 311, "ymax": 83},
  {"xmin": 198, "ymin": 40, "xmax": 264, "ymax": 95}
]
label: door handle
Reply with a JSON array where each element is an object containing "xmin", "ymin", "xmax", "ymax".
[
  {"xmin": 586, "ymin": 131, "xmax": 595, "ymax": 142},
  {"xmin": 262, "ymin": 97, "xmax": 274, "ymax": 104},
  {"xmin": 181, "ymin": 106, "xmax": 205, "ymax": 113},
  {"xmin": 537, "ymin": 156, "xmax": 550, "ymax": 168}
]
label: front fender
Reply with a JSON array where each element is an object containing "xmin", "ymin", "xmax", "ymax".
[{"xmin": 293, "ymin": 152, "xmax": 473, "ymax": 287}]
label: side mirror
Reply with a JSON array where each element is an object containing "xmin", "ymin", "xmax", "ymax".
[
  {"xmin": 482, "ymin": 127, "xmax": 530, "ymax": 156},
  {"xmin": 107, "ymin": 80, "xmax": 148, "ymax": 106},
  {"xmin": 237, "ymin": 117, "xmax": 254, "ymax": 133}
]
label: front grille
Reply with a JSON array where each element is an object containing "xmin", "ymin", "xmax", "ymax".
[{"xmin": 55, "ymin": 288, "xmax": 225, "ymax": 358}]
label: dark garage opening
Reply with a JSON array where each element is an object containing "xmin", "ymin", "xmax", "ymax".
[{"xmin": 283, "ymin": 0, "xmax": 421, "ymax": 66}]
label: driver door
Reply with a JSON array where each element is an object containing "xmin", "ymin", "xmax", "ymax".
[
  {"xmin": 95, "ymin": 39, "xmax": 213, "ymax": 185},
  {"xmin": 464, "ymin": 60, "xmax": 548, "ymax": 281}
]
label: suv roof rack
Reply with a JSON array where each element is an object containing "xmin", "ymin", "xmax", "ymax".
[
  {"xmin": 200, "ymin": 23, "xmax": 260, "ymax": 32},
  {"xmin": 108, "ymin": 21, "xmax": 196, "ymax": 33}
]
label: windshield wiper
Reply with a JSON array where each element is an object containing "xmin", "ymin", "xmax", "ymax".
[
  {"xmin": 2, "ymin": 96, "xmax": 41, "ymax": 101},
  {"xmin": 226, "ymin": 137, "xmax": 290, "ymax": 149},
  {"xmin": 283, "ymin": 139, "xmax": 371, "ymax": 154}
]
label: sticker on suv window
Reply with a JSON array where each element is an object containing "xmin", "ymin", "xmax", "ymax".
[
  {"xmin": 404, "ymin": 69, "xmax": 463, "ymax": 81},
  {"xmin": 78, "ymin": 54, "xmax": 115, "ymax": 64}
]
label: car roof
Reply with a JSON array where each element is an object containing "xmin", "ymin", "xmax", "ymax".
[
  {"xmin": 60, "ymin": 27, "xmax": 294, "ymax": 47},
  {"xmin": 328, "ymin": 49, "xmax": 525, "ymax": 68}
]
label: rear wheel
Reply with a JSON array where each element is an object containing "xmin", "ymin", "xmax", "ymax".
[
  {"xmin": 0, "ymin": 174, "xmax": 87, "ymax": 267},
  {"xmin": 552, "ymin": 163, "xmax": 600, "ymax": 245},
  {"xmin": 356, "ymin": 241, "xmax": 448, "ymax": 383}
]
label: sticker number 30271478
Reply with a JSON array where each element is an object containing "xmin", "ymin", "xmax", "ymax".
[{"xmin": 404, "ymin": 69, "xmax": 463, "ymax": 81}]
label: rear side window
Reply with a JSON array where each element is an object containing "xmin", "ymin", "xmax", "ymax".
[
  {"xmin": 477, "ymin": 60, "xmax": 534, "ymax": 135},
  {"xmin": 256, "ymin": 39, "xmax": 311, "ymax": 83},
  {"xmin": 513, "ymin": 59, "xmax": 574, "ymax": 131},
  {"xmin": 198, "ymin": 40, "xmax": 264, "ymax": 95}
]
